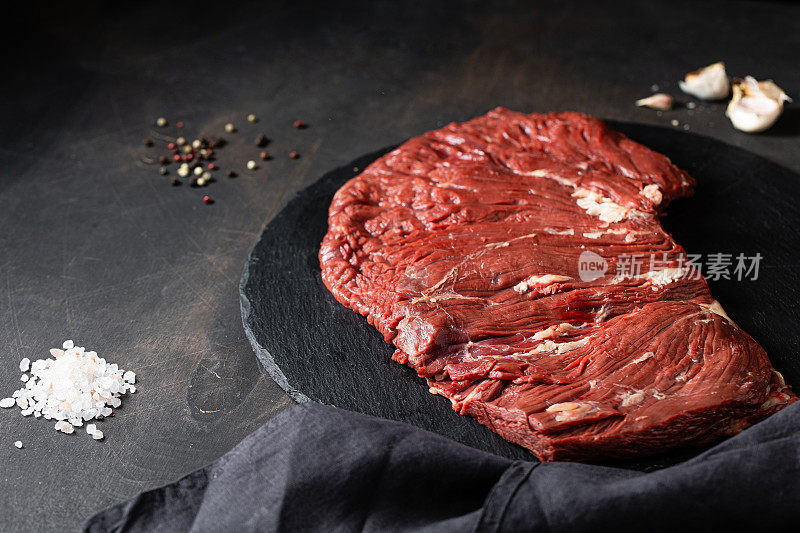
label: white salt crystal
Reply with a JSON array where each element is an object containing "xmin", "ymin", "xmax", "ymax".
[
  {"xmin": 1, "ymin": 341, "xmax": 137, "ymax": 441},
  {"xmin": 86, "ymin": 423, "xmax": 97, "ymax": 435},
  {"xmin": 14, "ymin": 441, "xmax": 22, "ymax": 449},
  {"xmin": 55, "ymin": 421, "xmax": 75, "ymax": 434}
]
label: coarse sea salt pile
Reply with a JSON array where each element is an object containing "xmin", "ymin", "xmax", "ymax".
[{"xmin": 1, "ymin": 340, "xmax": 136, "ymax": 440}]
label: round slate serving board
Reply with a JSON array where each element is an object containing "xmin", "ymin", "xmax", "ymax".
[{"xmin": 240, "ymin": 121, "xmax": 800, "ymax": 469}]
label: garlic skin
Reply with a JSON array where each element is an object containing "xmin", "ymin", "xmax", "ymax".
[
  {"xmin": 726, "ymin": 76, "xmax": 792, "ymax": 133},
  {"xmin": 679, "ymin": 62, "xmax": 730, "ymax": 100},
  {"xmin": 635, "ymin": 93, "xmax": 674, "ymax": 110}
]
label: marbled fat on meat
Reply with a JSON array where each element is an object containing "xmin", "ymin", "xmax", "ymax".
[{"xmin": 319, "ymin": 109, "xmax": 796, "ymax": 461}]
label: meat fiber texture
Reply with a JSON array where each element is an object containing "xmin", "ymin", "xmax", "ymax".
[{"xmin": 319, "ymin": 108, "xmax": 796, "ymax": 462}]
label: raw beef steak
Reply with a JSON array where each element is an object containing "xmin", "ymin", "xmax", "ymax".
[{"xmin": 319, "ymin": 108, "xmax": 796, "ymax": 461}]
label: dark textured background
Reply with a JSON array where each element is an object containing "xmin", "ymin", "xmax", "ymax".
[{"xmin": 1, "ymin": 1, "xmax": 798, "ymax": 530}]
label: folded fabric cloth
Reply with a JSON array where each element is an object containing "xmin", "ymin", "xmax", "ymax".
[{"xmin": 84, "ymin": 401, "xmax": 800, "ymax": 532}]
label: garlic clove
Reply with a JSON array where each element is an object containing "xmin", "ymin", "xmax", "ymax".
[
  {"xmin": 726, "ymin": 76, "xmax": 792, "ymax": 133},
  {"xmin": 679, "ymin": 62, "xmax": 730, "ymax": 101},
  {"xmin": 635, "ymin": 93, "xmax": 674, "ymax": 110}
]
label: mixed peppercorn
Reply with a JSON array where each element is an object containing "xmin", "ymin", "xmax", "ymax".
[{"xmin": 143, "ymin": 116, "xmax": 307, "ymax": 204}]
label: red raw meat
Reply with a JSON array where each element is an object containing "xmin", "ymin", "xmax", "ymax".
[{"xmin": 319, "ymin": 108, "xmax": 795, "ymax": 461}]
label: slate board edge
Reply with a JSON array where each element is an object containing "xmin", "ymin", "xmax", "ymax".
[
  {"xmin": 240, "ymin": 260, "xmax": 311, "ymax": 404},
  {"xmin": 239, "ymin": 148, "xmax": 395, "ymax": 405}
]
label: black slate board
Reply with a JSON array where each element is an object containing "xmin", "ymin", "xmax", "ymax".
[{"xmin": 240, "ymin": 122, "xmax": 800, "ymax": 469}]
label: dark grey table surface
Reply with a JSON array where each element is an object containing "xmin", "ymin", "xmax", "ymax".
[{"xmin": 1, "ymin": 1, "xmax": 798, "ymax": 530}]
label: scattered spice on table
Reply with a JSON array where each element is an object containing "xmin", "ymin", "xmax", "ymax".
[
  {"xmin": 142, "ymin": 113, "xmax": 307, "ymax": 199},
  {"xmin": 156, "ymin": 117, "xmax": 168, "ymax": 127},
  {"xmin": 203, "ymin": 195, "xmax": 214, "ymax": 204},
  {"xmin": 86, "ymin": 424, "xmax": 103, "ymax": 440},
  {"xmin": 0, "ymin": 340, "xmax": 136, "ymax": 441}
]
